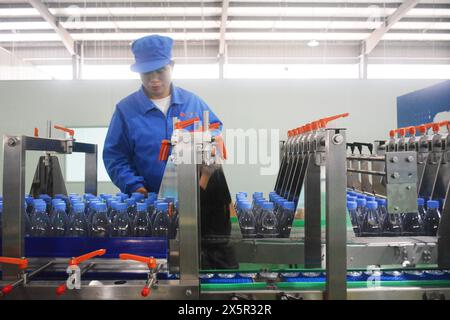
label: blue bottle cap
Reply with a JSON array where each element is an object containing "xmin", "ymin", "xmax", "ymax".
[
  {"xmin": 253, "ymin": 192, "xmax": 263, "ymax": 199},
  {"xmin": 365, "ymin": 196, "xmax": 376, "ymax": 201},
  {"xmin": 39, "ymin": 194, "xmax": 51, "ymax": 201},
  {"xmin": 417, "ymin": 198, "xmax": 424, "ymax": 206},
  {"xmin": 132, "ymin": 192, "xmax": 145, "ymax": 200},
  {"xmin": 73, "ymin": 202, "xmax": 85, "ymax": 212},
  {"xmin": 366, "ymin": 201, "xmax": 378, "ymax": 210},
  {"xmin": 55, "ymin": 202, "xmax": 66, "ymax": 211},
  {"xmin": 284, "ymin": 201, "xmax": 295, "ymax": 211},
  {"xmin": 0, "ymin": 202, "xmax": 3, "ymax": 211},
  {"xmin": 96, "ymin": 203, "xmax": 107, "ymax": 212},
  {"xmin": 116, "ymin": 202, "xmax": 127, "ymax": 212},
  {"xmin": 241, "ymin": 202, "xmax": 252, "ymax": 210},
  {"xmin": 262, "ymin": 201, "xmax": 274, "ymax": 211},
  {"xmin": 256, "ymin": 198, "xmax": 266, "ymax": 206},
  {"xmin": 125, "ymin": 198, "xmax": 136, "ymax": 206},
  {"xmin": 347, "ymin": 201, "xmax": 357, "ymax": 210},
  {"xmin": 157, "ymin": 202, "xmax": 169, "ymax": 211},
  {"xmin": 165, "ymin": 197, "xmax": 175, "ymax": 203},
  {"xmin": 137, "ymin": 202, "xmax": 147, "ymax": 212},
  {"xmin": 25, "ymin": 196, "xmax": 34, "ymax": 206},
  {"xmin": 347, "ymin": 196, "xmax": 358, "ymax": 202},
  {"xmin": 427, "ymin": 200, "xmax": 439, "ymax": 209},
  {"xmin": 356, "ymin": 195, "xmax": 366, "ymax": 199},
  {"xmin": 236, "ymin": 193, "xmax": 247, "ymax": 201},
  {"xmin": 33, "ymin": 199, "xmax": 46, "ymax": 206},
  {"xmin": 376, "ymin": 198, "xmax": 386, "ymax": 206},
  {"xmin": 35, "ymin": 202, "xmax": 47, "ymax": 212},
  {"xmin": 356, "ymin": 198, "xmax": 367, "ymax": 207}
]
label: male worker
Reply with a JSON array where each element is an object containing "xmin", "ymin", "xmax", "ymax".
[
  {"xmin": 103, "ymin": 34, "xmax": 222, "ymax": 196},
  {"xmin": 104, "ymin": 35, "xmax": 237, "ymax": 269}
]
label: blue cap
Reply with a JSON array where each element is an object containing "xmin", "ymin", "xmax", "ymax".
[
  {"xmin": 356, "ymin": 198, "xmax": 366, "ymax": 207},
  {"xmin": 0, "ymin": 202, "xmax": 3, "ymax": 211},
  {"xmin": 96, "ymin": 203, "xmax": 107, "ymax": 212},
  {"xmin": 116, "ymin": 202, "xmax": 127, "ymax": 212},
  {"xmin": 73, "ymin": 202, "xmax": 85, "ymax": 213},
  {"xmin": 241, "ymin": 202, "xmax": 252, "ymax": 210},
  {"xmin": 137, "ymin": 202, "xmax": 147, "ymax": 212},
  {"xmin": 39, "ymin": 194, "xmax": 51, "ymax": 202},
  {"xmin": 366, "ymin": 201, "xmax": 378, "ymax": 210},
  {"xmin": 35, "ymin": 202, "xmax": 47, "ymax": 212},
  {"xmin": 262, "ymin": 201, "xmax": 274, "ymax": 211},
  {"xmin": 253, "ymin": 192, "xmax": 263, "ymax": 199},
  {"xmin": 55, "ymin": 202, "xmax": 66, "ymax": 211},
  {"xmin": 157, "ymin": 202, "xmax": 169, "ymax": 211},
  {"xmin": 347, "ymin": 196, "xmax": 357, "ymax": 202},
  {"xmin": 283, "ymin": 201, "xmax": 295, "ymax": 211},
  {"xmin": 132, "ymin": 192, "xmax": 145, "ymax": 200},
  {"xmin": 130, "ymin": 35, "xmax": 173, "ymax": 73},
  {"xmin": 125, "ymin": 198, "xmax": 136, "ymax": 206},
  {"xmin": 347, "ymin": 201, "xmax": 357, "ymax": 210},
  {"xmin": 427, "ymin": 200, "xmax": 439, "ymax": 209},
  {"xmin": 417, "ymin": 198, "xmax": 424, "ymax": 206},
  {"xmin": 376, "ymin": 198, "xmax": 386, "ymax": 206}
]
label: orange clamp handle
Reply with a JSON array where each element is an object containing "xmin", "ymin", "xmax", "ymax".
[
  {"xmin": 416, "ymin": 125, "xmax": 427, "ymax": 134},
  {"xmin": 174, "ymin": 117, "xmax": 200, "ymax": 130},
  {"xmin": 398, "ymin": 128, "xmax": 406, "ymax": 137},
  {"xmin": 432, "ymin": 123, "xmax": 440, "ymax": 133},
  {"xmin": 408, "ymin": 126, "xmax": 416, "ymax": 136},
  {"xmin": 0, "ymin": 257, "xmax": 28, "ymax": 270},
  {"xmin": 54, "ymin": 125, "xmax": 75, "ymax": 137},
  {"xmin": 389, "ymin": 130, "xmax": 396, "ymax": 138},
  {"xmin": 34, "ymin": 128, "xmax": 39, "ymax": 137},
  {"xmin": 69, "ymin": 249, "xmax": 106, "ymax": 266},
  {"xmin": 158, "ymin": 139, "xmax": 171, "ymax": 161},
  {"xmin": 320, "ymin": 112, "xmax": 349, "ymax": 128},
  {"xmin": 119, "ymin": 254, "xmax": 157, "ymax": 269}
]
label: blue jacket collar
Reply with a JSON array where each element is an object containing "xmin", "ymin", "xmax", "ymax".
[{"xmin": 137, "ymin": 84, "xmax": 183, "ymax": 114}]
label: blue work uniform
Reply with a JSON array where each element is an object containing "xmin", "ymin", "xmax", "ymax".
[{"xmin": 103, "ymin": 84, "xmax": 222, "ymax": 194}]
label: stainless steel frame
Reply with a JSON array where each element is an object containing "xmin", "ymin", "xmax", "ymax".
[{"xmin": 2, "ymin": 135, "xmax": 97, "ymax": 280}]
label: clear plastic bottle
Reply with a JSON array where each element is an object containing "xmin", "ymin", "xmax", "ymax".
[
  {"xmin": 91, "ymin": 203, "xmax": 111, "ymax": 237},
  {"xmin": 356, "ymin": 198, "xmax": 367, "ymax": 227},
  {"xmin": 381, "ymin": 211, "xmax": 403, "ymax": 237},
  {"xmin": 38, "ymin": 194, "xmax": 52, "ymax": 213},
  {"xmin": 50, "ymin": 202, "xmax": 68, "ymax": 236},
  {"xmin": 153, "ymin": 202, "xmax": 170, "ymax": 237},
  {"xmin": 258, "ymin": 201, "xmax": 278, "ymax": 238},
  {"xmin": 30, "ymin": 201, "xmax": 50, "ymax": 237},
  {"xmin": 278, "ymin": 201, "xmax": 295, "ymax": 238},
  {"xmin": 347, "ymin": 201, "xmax": 361, "ymax": 237},
  {"xmin": 86, "ymin": 200, "xmax": 102, "ymax": 229},
  {"xmin": 417, "ymin": 198, "xmax": 426, "ymax": 220},
  {"xmin": 108, "ymin": 201, "xmax": 120, "ymax": 224},
  {"xmin": 239, "ymin": 201, "xmax": 256, "ymax": 238},
  {"xmin": 402, "ymin": 207, "xmax": 423, "ymax": 236},
  {"xmin": 423, "ymin": 200, "xmax": 441, "ymax": 236},
  {"xmin": 125, "ymin": 198, "xmax": 137, "ymax": 226},
  {"xmin": 133, "ymin": 202, "xmax": 152, "ymax": 237},
  {"xmin": 112, "ymin": 202, "xmax": 131, "ymax": 237},
  {"xmin": 67, "ymin": 202, "xmax": 88, "ymax": 237},
  {"xmin": 361, "ymin": 201, "xmax": 381, "ymax": 237},
  {"xmin": 375, "ymin": 198, "xmax": 388, "ymax": 222},
  {"xmin": 50, "ymin": 199, "xmax": 64, "ymax": 222}
]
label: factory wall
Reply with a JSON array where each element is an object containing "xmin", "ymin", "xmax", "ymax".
[{"xmin": 0, "ymin": 79, "xmax": 441, "ymax": 197}]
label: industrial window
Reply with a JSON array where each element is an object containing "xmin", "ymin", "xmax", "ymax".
[{"xmin": 65, "ymin": 127, "xmax": 111, "ymax": 182}]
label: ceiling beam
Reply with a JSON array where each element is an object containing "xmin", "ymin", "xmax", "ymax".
[
  {"xmin": 364, "ymin": 0, "xmax": 420, "ymax": 55},
  {"xmin": 27, "ymin": 0, "xmax": 75, "ymax": 55}
]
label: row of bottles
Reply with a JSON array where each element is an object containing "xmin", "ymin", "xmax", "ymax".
[
  {"xmin": 0, "ymin": 192, "xmax": 179, "ymax": 238},
  {"xmin": 347, "ymin": 191, "xmax": 441, "ymax": 237},
  {"xmin": 235, "ymin": 191, "xmax": 296, "ymax": 238}
]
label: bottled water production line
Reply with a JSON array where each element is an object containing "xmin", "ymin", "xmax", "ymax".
[{"xmin": 1, "ymin": 114, "xmax": 450, "ymax": 300}]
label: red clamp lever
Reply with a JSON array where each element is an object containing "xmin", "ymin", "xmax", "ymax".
[
  {"xmin": 54, "ymin": 125, "xmax": 75, "ymax": 138},
  {"xmin": 119, "ymin": 254, "xmax": 156, "ymax": 269},
  {"xmin": 56, "ymin": 249, "xmax": 106, "ymax": 296},
  {"xmin": 34, "ymin": 128, "xmax": 39, "ymax": 137},
  {"xmin": 174, "ymin": 117, "xmax": 200, "ymax": 130},
  {"xmin": 69, "ymin": 249, "xmax": 106, "ymax": 266},
  {"xmin": 319, "ymin": 112, "xmax": 350, "ymax": 128},
  {"xmin": 0, "ymin": 257, "xmax": 28, "ymax": 270},
  {"xmin": 158, "ymin": 139, "xmax": 171, "ymax": 161},
  {"xmin": 120, "ymin": 254, "xmax": 157, "ymax": 297},
  {"xmin": 408, "ymin": 126, "xmax": 416, "ymax": 136},
  {"xmin": 398, "ymin": 128, "xmax": 406, "ymax": 137},
  {"xmin": 0, "ymin": 257, "xmax": 28, "ymax": 296}
]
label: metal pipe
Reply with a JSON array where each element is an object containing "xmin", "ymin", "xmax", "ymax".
[
  {"xmin": 347, "ymin": 168, "xmax": 386, "ymax": 176},
  {"xmin": 346, "ymin": 156, "xmax": 385, "ymax": 162}
]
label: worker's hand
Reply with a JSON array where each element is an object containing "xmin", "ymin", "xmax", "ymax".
[{"xmin": 135, "ymin": 187, "xmax": 149, "ymax": 197}]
